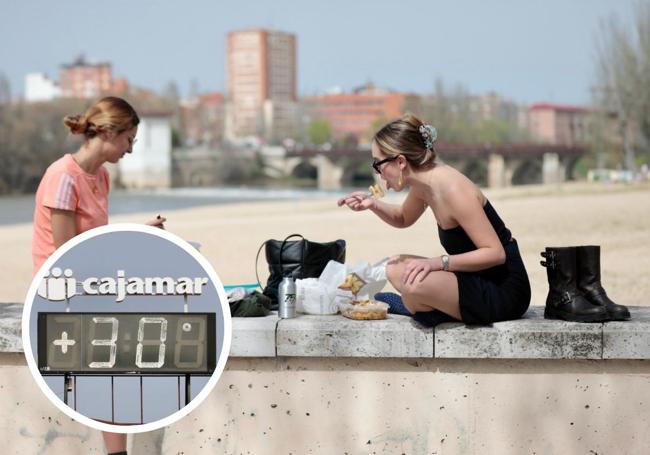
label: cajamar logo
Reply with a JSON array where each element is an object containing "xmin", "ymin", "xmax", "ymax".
[{"xmin": 38, "ymin": 268, "xmax": 209, "ymax": 302}]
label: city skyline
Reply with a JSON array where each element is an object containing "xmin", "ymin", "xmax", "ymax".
[{"xmin": 0, "ymin": 0, "xmax": 639, "ymax": 105}]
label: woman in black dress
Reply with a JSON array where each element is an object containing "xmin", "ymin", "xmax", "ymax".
[{"xmin": 337, "ymin": 114, "xmax": 530, "ymax": 324}]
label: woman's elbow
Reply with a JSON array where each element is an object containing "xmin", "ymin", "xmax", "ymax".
[
  {"xmin": 399, "ymin": 216, "xmax": 415, "ymax": 228},
  {"xmin": 391, "ymin": 218, "xmax": 407, "ymax": 228}
]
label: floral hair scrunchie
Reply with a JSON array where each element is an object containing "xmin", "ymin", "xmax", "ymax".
[{"xmin": 418, "ymin": 124, "xmax": 437, "ymax": 150}]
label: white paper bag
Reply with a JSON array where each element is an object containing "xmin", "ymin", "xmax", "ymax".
[
  {"xmin": 296, "ymin": 278, "xmax": 338, "ymax": 315},
  {"xmin": 321, "ymin": 258, "xmax": 389, "ymax": 306}
]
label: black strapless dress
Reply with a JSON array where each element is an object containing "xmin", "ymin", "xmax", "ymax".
[{"xmin": 436, "ymin": 200, "xmax": 531, "ymax": 325}]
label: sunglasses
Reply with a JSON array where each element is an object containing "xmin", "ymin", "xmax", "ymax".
[{"xmin": 372, "ymin": 155, "xmax": 399, "ymax": 174}]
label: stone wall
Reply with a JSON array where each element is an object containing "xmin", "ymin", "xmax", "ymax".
[{"xmin": 2, "ymin": 304, "xmax": 650, "ymax": 454}]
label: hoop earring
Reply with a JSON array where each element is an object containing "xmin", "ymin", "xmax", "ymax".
[{"xmin": 398, "ymin": 169, "xmax": 404, "ymax": 189}]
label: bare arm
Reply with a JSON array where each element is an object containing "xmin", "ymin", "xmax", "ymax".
[
  {"xmin": 337, "ymin": 190, "xmax": 427, "ymax": 228},
  {"xmin": 50, "ymin": 208, "xmax": 77, "ymax": 248},
  {"xmin": 439, "ymin": 188, "xmax": 506, "ymax": 272},
  {"xmin": 369, "ymin": 190, "xmax": 427, "ymax": 228},
  {"xmin": 52, "ymin": 207, "xmax": 163, "ymax": 251},
  {"xmin": 401, "ymin": 188, "xmax": 506, "ymax": 284},
  {"xmin": 434, "ymin": 186, "xmax": 506, "ymax": 272}
]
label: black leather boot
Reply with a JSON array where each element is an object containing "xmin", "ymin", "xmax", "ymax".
[
  {"xmin": 576, "ymin": 245, "xmax": 630, "ymax": 321},
  {"xmin": 541, "ymin": 247, "xmax": 608, "ymax": 322}
]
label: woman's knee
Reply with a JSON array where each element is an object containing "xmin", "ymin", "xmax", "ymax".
[
  {"xmin": 401, "ymin": 273, "xmax": 457, "ymax": 314},
  {"xmin": 401, "ymin": 281, "xmax": 432, "ymax": 313},
  {"xmin": 385, "ymin": 255, "xmax": 404, "ymax": 290},
  {"xmin": 404, "ymin": 273, "xmax": 462, "ymax": 319}
]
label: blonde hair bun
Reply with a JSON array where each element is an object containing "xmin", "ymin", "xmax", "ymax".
[
  {"xmin": 63, "ymin": 115, "xmax": 88, "ymax": 135},
  {"xmin": 62, "ymin": 97, "xmax": 139, "ymax": 139}
]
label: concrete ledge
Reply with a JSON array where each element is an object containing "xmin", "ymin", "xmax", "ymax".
[
  {"xmin": 603, "ymin": 307, "xmax": 650, "ymax": 359},
  {"xmin": 276, "ymin": 314, "xmax": 433, "ymax": 358},
  {"xmin": 435, "ymin": 307, "xmax": 603, "ymax": 359},
  {"xmin": 0, "ymin": 303, "xmax": 22, "ymax": 353},
  {"xmin": 4, "ymin": 304, "xmax": 650, "ymax": 360},
  {"xmin": 230, "ymin": 314, "xmax": 279, "ymax": 357}
]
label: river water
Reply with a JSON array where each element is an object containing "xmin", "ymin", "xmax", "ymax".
[{"xmin": 0, "ymin": 186, "xmax": 352, "ymax": 226}]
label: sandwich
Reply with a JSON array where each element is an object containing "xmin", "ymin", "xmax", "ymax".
[
  {"xmin": 338, "ymin": 272, "xmax": 366, "ymax": 295},
  {"xmin": 368, "ymin": 183, "xmax": 385, "ymax": 199}
]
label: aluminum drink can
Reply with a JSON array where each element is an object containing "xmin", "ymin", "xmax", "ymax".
[{"xmin": 278, "ymin": 276, "xmax": 296, "ymax": 318}]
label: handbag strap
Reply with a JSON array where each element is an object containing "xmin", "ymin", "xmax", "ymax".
[
  {"xmin": 279, "ymin": 234, "xmax": 305, "ymax": 277},
  {"xmin": 254, "ymin": 233, "xmax": 305, "ymax": 289},
  {"xmin": 254, "ymin": 240, "xmax": 267, "ymax": 290}
]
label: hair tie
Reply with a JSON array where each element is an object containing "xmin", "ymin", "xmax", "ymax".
[{"xmin": 418, "ymin": 124, "xmax": 437, "ymax": 150}]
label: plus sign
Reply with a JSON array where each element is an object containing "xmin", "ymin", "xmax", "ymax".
[{"xmin": 53, "ymin": 331, "xmax": 76, "ymax": 354}]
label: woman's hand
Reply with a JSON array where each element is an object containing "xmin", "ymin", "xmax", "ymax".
[
  {"xmin": 401, "ymin": 257, "xmax": 441, "ymax": 285},
  {"xmin": 337, "ymin": 191, "xmax": 374, "ymax": 211},
  {"xmin": 145, "ymin": 214, "xmax": 166, "ymax": 229}
]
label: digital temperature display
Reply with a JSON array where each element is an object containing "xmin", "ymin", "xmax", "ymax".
[{"xmin": 38, "ymin": 313, "xmax": 216, "ymax": 374}]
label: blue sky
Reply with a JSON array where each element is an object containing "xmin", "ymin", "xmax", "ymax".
[{"xmin": 0, "ymin": 0, "xmax": 639, "ymax": 104}]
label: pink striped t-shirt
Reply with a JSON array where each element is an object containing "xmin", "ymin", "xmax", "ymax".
[{"xmin": 32, "ymin": 154, "xmax": 110, "ymax": 272}]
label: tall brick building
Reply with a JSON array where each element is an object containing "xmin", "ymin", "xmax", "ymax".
[{"xmin": 225, "ymin": 28, "xmax": 298, "ymax": 142}]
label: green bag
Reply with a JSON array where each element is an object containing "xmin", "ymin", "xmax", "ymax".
[{"xmin": 229, "ymin": 290, "xmax": 272, "ymax": 317}]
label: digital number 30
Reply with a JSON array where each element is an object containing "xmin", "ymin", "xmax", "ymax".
[{"xmin": 89, "ymin": 317, "xmax": 204, "ymax": 369}]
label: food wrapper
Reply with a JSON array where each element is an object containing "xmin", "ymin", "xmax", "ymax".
[
  {"xmin": 322, "ymin": 258, "xmax": 388, "ymax": 306},
  {"xmin": 337, "ymin": 272, "xmax": 366, "ymax": 294},
  {"xmin": 295, "ymin": 258, "xmax": 388, "ymax": 315}
]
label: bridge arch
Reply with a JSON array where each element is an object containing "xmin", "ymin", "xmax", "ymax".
[
  {"xmin": 460, "ymin": 159, "xmax": 488, "ymax": 187},
  {"xmin": 563, "ymin": 155, "xmax": 582, "ymax": 181},
  {"xmin": 189, "ymin": 169, "xmax": 218, "ymax": 186},
  {"xmin": 511, "ymin": 159, "xmax": 542, "ymax": 185},
  {"xmin": 340, "ymin": 158, "xmax": 374, "ymax": 187},
  {"xmin": 291, "ymin": 160, "xmax": 318, "ymax": 181}
]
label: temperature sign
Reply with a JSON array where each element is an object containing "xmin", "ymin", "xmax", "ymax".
[{"xmin": 38, "ymin": 313, "xmax": 216, "ymax": 374}]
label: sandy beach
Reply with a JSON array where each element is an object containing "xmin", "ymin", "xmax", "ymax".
[{"xmin": 1, "ymin": 182, "xmax": 649, "ymax": 308}]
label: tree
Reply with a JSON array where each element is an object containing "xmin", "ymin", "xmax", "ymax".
[
  {"xmin": 308, "ymin": 119, "xmax": 331, "ymax": 145},
  {"xmin": 0, "ymin": 72, "xmax": 10, "ymax": 105},
  {"xmin": 594, "ymin": 3, "xmax": 650, "ymax": 171},
  {"xmin": 0, "ymin": 98, "xmax": 88, "ymax": 194},
  {"xmin": 367, "ymin": 115, "xmax": 389, "ymax": 141},
  {"xmin": 189, "ymin": 79, "xmax": 200, "ymax": 101},
  {"xmin": 161, "ymin": 80, "xmax": 180, "ymax": 104},
  {"xmin": 415, "ymin": 78, "xmax": 528, "ymax": 145}
]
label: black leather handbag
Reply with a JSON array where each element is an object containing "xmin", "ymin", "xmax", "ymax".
[{"xmin": 256, "ymin": 234, "xmax": 346, "ymax": 309}]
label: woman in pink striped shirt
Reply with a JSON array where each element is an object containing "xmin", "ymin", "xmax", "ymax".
[{"xmin": 32, "ymin": 96, "xmax": 164, "ymax": 455}]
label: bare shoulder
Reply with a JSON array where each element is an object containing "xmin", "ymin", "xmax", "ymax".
[{"xmin": 436, "ymin": 165, "xmax": 485, "ymax": 207}]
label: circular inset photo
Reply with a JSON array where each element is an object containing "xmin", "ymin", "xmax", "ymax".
[{"xmin": 22, "ymin": 224, "xmax": 231, "ymax": 433}]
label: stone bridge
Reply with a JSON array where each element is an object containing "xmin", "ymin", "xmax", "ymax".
[{"xmin": 261, "ymin": 143, "xmax": 587, "ymax": 190}]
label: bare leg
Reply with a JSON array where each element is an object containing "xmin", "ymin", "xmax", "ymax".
[
  {"xmin": 102, "ymin": 431, "xmax": 127, "ymax": 454},
  {"xmin": 386, "ymin": 255, "xmax": 462, "ymax": 320}
]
